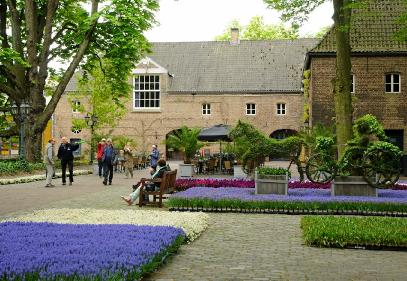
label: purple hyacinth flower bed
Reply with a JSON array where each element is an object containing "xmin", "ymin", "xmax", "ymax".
[
  {"xmin": 0, "ymin": 222, "xmax": 185, "ymax": 280},
  {"xmin": 171, "ymin": 187, "xmax": 407, "ymax": 204},
  {"xmin": 175, "ymin": 178, "xmax": 407, "ymax": 190},
  {"xmin": 168, "ymin": 187, "xmax": 407, "ymax": 214}
]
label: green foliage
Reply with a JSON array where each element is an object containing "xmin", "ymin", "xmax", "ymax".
[
  {"xmin": 0, "ymin": 160, "xmax": 45, "ymax": 175},
  {"xmin": 258, "ymin": 167, "xmax": 291, "ymax": 178},
  {"xmin": 215, "ymin": 16, "xmax": 299, "ymax": 40},
  {"xmin": 315, "ymin": 136, "xmax": 335, "ymax": 153},
  {"xmin": 352, "ymin": 114, "xmax": 387, "ymax": 141},
  {"xmin": 112, "ymin": 136, "xmax": 137, "ymax": 150},
  {"xmin": 301, "ymin": 216, "xmax": 407, "ymax": 249},
  {"xmin": 69, "ymin": 59, "xmax": 131, "ymax": 132},
  {"xmin": 300, "ymin": 123, "xmax": 336, "ymax": 151},
  {"xmin": 1, "ymin": 0, "xmax": 158, "ymax": 161},
  {"xmin": 366, "ymin": 141, "xmax": 403, "ymax": 159},
  {"xmin": 263, "ymin": 0, "xmax": 327, "ymax": 27},
  {"xmin": 167, "ymin": 197, "xmax": 407, "ymax": 214},
  {"xmin": 231, "ymin": 121, "xmax": 303, "ymax": 178},
  {"xmin": 165, "ymin": 127, "xmax": 205, "ymax": 164}
]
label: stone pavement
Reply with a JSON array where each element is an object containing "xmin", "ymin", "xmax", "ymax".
[{"xmin": 1, "ymin": 163, "xmax": 407, "ymax": 280}]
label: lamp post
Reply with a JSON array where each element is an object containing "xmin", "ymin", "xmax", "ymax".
[
  {"xmin": 11, "ymin": 101, "xmax": 31, "ymax": 161},
  {"xmin": 85, "ymin": 112, "xmax": 98, "ymax": 163}
]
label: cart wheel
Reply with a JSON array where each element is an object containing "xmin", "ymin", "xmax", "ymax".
[
  {"xmin": 305, "ymin": 153, "xmax": 336, "ymax": 184},
  {"xmin": 362, "ymin": 148, "xmax": 401, "ymax": 188}
]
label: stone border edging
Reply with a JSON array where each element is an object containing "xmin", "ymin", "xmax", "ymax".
[
  {"xmin": 0, "ymin": 170, "xmax": 93, "ymax": 185},
  {"xmin": 168, "ymin": 207, "xmax": 407, "ymax": 217}
]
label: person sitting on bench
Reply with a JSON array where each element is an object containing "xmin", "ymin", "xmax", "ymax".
[{"xmin": 121, "ymin": 159, "xmax": 170, "ymax": 206}]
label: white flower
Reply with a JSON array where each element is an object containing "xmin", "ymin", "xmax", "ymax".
[
  {"xmin": 5, "ymin": 208, "xmax": 210, "ymax": 241},
  {"xmin": 0, "ymin": 170, "xmax": 92, "ymax": 185}
]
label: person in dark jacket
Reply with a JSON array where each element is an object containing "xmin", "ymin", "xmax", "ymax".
[
  {"xmin": 149, "ymin": 144, "xmax": 160, "ymax": 171},
  {"xmin": 121, "ymin": 159, "xmax": 170, "ymax": 206},
  {"xmin": 57, "ymin": 137, "xmax": 80, "ymax": 186},
  {"xmin": 102, "ymin": 138, "xmax": 117, "ymax": 185}
]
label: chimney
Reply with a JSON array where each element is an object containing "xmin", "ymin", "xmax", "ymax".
[{"xmin": 230, "ymin": 28, "xmax": 240, "ymax": 45}]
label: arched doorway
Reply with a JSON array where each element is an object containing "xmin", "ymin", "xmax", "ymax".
[
  {"xmin": 269, "ymin": 129, "xmax": 298, "ymax": 140},
  {"xmin": 269, "ymin": 129, "xmax": 298, "ymax": 160}
]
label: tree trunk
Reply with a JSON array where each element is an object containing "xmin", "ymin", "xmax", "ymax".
[{"xmin": 333, "ymin": 0, "xmax": 353, "ymax": 158}]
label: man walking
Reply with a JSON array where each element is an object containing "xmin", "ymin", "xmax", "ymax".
[
  {"xmin": 43, "ymin": 138, "xmax": 56, "ymax": 187},
  {"xmin": 57, "ymin": 137, "xmax": 80, "ymax": 186},
  {"xmin": 102, "ymin": 138, "xmax": 117, "ymax": 185}
]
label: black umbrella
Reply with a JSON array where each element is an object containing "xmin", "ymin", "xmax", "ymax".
[
  {"xmin": 198, "ymin": 124, "xmax": 231, "ymax": 141},
  {"xmin": 198, "ymin": 124, "xmax": 232, "ymax": 172}
]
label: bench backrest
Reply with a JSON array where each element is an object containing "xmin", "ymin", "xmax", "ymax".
[{"xmin": 159, "ymin": 169, "xmax": 177, "ymax": 193}]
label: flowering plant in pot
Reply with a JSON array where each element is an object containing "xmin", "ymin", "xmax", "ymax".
[{"xmin": 166, "ymin": 126, "xmax": 205, "ymax": 177}]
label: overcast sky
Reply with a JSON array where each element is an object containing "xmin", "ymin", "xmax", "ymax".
[{"xmin": 145, "ymin": 0, "xmax": 334, "ymax": 42}]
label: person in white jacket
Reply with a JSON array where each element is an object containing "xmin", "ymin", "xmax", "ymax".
[{"xmin": 43, "ymin": 138, "xmax": 56, "ymax": 187}]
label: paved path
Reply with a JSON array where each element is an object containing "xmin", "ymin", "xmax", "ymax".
[{"xmin": 1, "ymin": 164, "xmax": 407, "ymax": 280}]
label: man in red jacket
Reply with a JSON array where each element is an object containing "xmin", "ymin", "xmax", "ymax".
[{"xmin": 96, "ymin": 138, "xmax": 106, "ymax": 178}]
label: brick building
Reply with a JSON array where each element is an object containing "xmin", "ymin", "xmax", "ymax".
[
  {"xmin": 54, "ymin": 34, "xmax": 317, "ymax": 158},
  {"xmin": 306, "ymin": 0, "xmax": 407, "ymax": 153}
]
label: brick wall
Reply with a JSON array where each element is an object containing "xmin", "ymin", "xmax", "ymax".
[
  {"xmin": 310, "ymin": 56, "xmax": 407, "ymax": 153},
  {"xmin": 53, "ymin": 74, "xmax": 304, "ymax": 158}
]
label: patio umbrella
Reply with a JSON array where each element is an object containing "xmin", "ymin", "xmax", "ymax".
[{"xmin": 198, "ymin": 124, "xmax": 232, "ymax": 172}]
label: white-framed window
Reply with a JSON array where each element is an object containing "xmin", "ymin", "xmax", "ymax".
[
  {"xmin": 134, "ymin": 75, "xmax": 160, "ymax": 109},
  {"xmin": 276, "ymin": 103, "xmax": 286, "ymax": 115},
  {"xmin": 72, "ymin": 100, "xmax": 81, "ymax": 113},
  {"xmin": 246, "ymin": 103, "xmax": 256, "ymax": 115},
  {"xmin": 202, "ymin": 103, "xmax": 211, "ymax": 115},
  {"xmin": 385, "ymin": 73, "xmax": 400, "ymax": 93},
  {"xmin": 351, "ymin": 74, "xmax": 355, "ymax": 94}
]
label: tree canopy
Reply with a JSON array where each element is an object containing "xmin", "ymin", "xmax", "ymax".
[
  {"xmin": 215, "ymin": 16, "xmax": 299, "ymax": 41},
  {"xmin": 0, "ymin": 0, "xmax": 158, "ymax": 160},
  {"xmin": 264, "ymin": 0, "xmax": 355, "ymax": 157}
]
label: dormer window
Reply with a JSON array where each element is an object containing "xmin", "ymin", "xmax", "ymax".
[
  {"xmin": 134, "ymin": 75, "xmax": 160, "ymax": 109},
  {"xmin": 385, "ymin": 73, "xmax": 400, "ymax": 93}
]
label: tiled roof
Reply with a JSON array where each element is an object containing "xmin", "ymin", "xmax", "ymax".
[
  {"xmin": 311, "ymin": 0, "xmax": 407, "ymax": 53},
  {"xmin": 149, "ymin": 39, "xmax": 318, "ymax": 93}
]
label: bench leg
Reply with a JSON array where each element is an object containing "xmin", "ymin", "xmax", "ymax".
[{"xmin": 138, "ymin": 188, "xmax": 144, "ymax": 207}]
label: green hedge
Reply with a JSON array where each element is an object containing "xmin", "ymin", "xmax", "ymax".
[
  {"xmin": 0, "ymin": 160, "xmax": 45, "ymax": 175},
  {"xmin": 167, "ymin": 197, "xmax": 407, "ymax": 214},
  {"xmin": 301, "ymin": 216, "xmax": 407, "ymax": 249},
  {"xmin": 0, "ymin": 159, "xmax": 89, "ymax": 176}
]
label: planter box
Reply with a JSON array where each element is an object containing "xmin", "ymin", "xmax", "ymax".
[
  {"xmin": 233, "ymin": 165, "xmax": 247, "ymax": 178},
  {"xmin": 255, "ymin": 171, "xmax": 288, "ymax": 195},
  {"xmin": 332, "ymin": 176, "xmax": 377, "ymax": 197},
  {"xmin": 179, "ymin": 163, "xmax": 194, "ymax": 178}
]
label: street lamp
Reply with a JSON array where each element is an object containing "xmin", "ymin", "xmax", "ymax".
[
  {"xmin": 85, "ymin": 112, "xmax": 98, "ymax": 163},
  {"xmin": 11, "ymin": 101, "xmax": 31, "ymax": 161}
]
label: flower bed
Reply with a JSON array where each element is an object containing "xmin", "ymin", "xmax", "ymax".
[
  {"xmin": 0, "ymin": 169, "xmax": 92, "ymax": 185},
  {"xmin": 0, "ymin": 222, "xmax": 184, "ymax": 280},
  {"xmin": 167, "ymin": 187, "xmax": 407, "ymax": 215},
  {"xmin": 7, "ymin": 208, "xmax": 210, "ymax": 242},
  {"xmin": 175, "ymin": 178, "xmax": 407, "ymax": 190},
  {"xmin": 301, "ymin": 216, "xmax": 407, "ymax": 250}
]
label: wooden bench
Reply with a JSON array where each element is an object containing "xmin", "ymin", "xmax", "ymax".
[{"xmin": 138, "ymin": 169, "xmax": 177, "ymax": 208}]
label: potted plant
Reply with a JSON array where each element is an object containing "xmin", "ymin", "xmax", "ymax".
[
  {"xmin": 255, "ymin": 167, "xmax": 290, "ymax": 195},
  {"xmin": 165, "ymin": 126, "xmax": 205, "ymax": 177}
]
